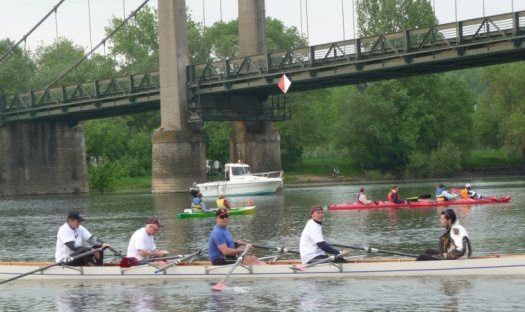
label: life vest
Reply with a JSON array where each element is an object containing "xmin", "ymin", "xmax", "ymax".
[
  {"xmin": 216, "ymin": 198, "xmax": 226, "ymax": 209},
  {"xmin": 460, "ymin": 188, "xmax": 469, "ymax": 199},
  {"xmin": 191, "ymin": 198, "xmax": 202, "ymax": 211},
  {"xmin": 388, "ymin": 190, "xmax": 396, "ymax": 203}
]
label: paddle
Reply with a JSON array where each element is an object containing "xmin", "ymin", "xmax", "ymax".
[
  {"xmin": 120, "ymin": 254, "xmax": 188, "ymax": 268},
  {"xmin": 0, "ymin": 247, "xmax": 103, "ymax": 285},
  {"xmin": 154, "ymin": 249, "xmax": 202, "ymax": 274},
  {"xmin": 211, "ymin": 245, "xmax": 251, "ymax": 292},
  {"xmin": 251, "ymin": 244, "xmax": 300, "ymax": 255},
  {"xmin": 331, "ymin": 243, "xmax": 418, "ymax": 258}
]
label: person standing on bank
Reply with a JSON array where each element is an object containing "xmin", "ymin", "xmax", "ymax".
[
  {"xmin": 55, "ymin": 211, "xmax": 111, "ymax": 266},
  {"xmin": 417, "ymin": 209, "xmax": 471, "ymax": 261},
  {"xmin": 299, "ymin": 206, "xmax": 346, "ymax": 264}
]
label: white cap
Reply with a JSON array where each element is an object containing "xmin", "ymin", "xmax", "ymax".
[{"xmin": 466, "ymin": 183, "xmax": 471, "ymax": 189}]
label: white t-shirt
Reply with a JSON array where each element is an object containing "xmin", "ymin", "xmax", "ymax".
[
  {"xmin": 299, "ymin": 219, "xmax": 326, "ymax": 264},
  {"xmin": 55, "ymin": 223, "xmax": 92, "ymax": 262},
  {"xmin": 127, "ymin": 227, "xmax": 156, "ymax": 260},
  {"xmin": 450, "ymin": 222, "xmax": 469, "ymax": 254}
]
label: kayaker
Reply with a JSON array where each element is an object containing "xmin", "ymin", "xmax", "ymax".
[
  {"xmin": 299, "ymin": 206, "xmax": 346, "ymax": 264},
  {"xmin": 126, "ymin": 217, "xmax": 169, "ymax": 263},
  {"xmin": 208, "ymin": 208, "xmax": 262, "ymax": 265},
  {"xmin": 464, "ymin": 183, "xmax": 486, "ymax": 199},
  {"xmin": 388, "ymin": 186, "xmax": 405, "ymax": 204},
  {"xmin": 435, "ymin": 184, "xmax": 458, "ymax": 201},
  {"xmin": 191, "ymin": 191, "xmax": 210, "ymax": 212},
  {"xmin": 357, "ymin": 187, "xmax": 374, "ymax": 205},
  {"xmin": 417, "ymin": 208, "xmax": 472, "ymax": 261},
  {"xmin": 216, "ymin": 194, "xmax": 232, "ymax": 209},
  {"xmin": 55, "ymin": 211, "xmax": 111, "ymax": 266}
]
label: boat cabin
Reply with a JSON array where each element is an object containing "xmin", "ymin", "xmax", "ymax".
[{"xmin": 224, "ymin": 163, "xmax": 251, "ymax": 181}]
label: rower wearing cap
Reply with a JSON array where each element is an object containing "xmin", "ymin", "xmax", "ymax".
[
  {"xmin": 208, "ymin": 208, "xmax": 261, "ymax": 265},
  {"xmin": 299, "ymin": 206, "xmax": 346, "ymax": 264},
  {"xmin": 126, "ymin": 217, "xmax": 169, "ymax": 261},
  {"xmin": 55, "ymin": 210, "xmax": 111, "ymax": 266}
]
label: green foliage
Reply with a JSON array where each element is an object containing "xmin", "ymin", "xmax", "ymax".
[
  {"xmin": 280, "ymin": 131, "xmax": 303, "ymax": 170},
  {"xmin": 88, "ymin": 161, "xmax": 125, "ymax": 192},
  {"xmin": 427, "ymin": 141, "xmax": 462, "ymax": 177},
  {"xmin": 463, "ymin": 149, "xmax": 524, "ymax": 171},
  {"xmin": 0, "ymin": 39, "xmax": 35, "ymax": 94},
  {"xmin": 202, "ymin": 121, "xmax": 231, "ymax": 163},
  {"xmin": 357, "ymin": 0, "xmax": 436, "ymax": 36}
]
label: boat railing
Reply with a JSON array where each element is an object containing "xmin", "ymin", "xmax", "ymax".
[{"xmin": 250, "ymin": 170, "xmax": 284, "ymax": 179}]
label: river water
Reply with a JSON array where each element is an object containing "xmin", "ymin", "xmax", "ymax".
[{"xmin": 1, "ymin": 178, "xmax": 524, "ymax": 311}]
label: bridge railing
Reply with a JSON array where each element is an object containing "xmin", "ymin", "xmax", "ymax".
[
  {"xmin": 0, "ymin": 72, "xmax": 160, "ymax": 115},
  {"xmin": 188, "ymin": 11, "xmax": 524, "ymax": 86}
]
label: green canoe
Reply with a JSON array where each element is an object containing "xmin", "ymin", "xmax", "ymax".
[{"xmin": 176, "ymin": 206, "xmax": 256, "ymax": 219}]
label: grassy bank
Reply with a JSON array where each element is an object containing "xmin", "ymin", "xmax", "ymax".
[{"xmin": 94, "ymin": 149, "xmax": 523, "ymax": 191}]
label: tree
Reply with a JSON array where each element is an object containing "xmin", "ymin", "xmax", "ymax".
[{"xmin": 0, "ymin": 39, "xmax": 35, "ymax": 94}]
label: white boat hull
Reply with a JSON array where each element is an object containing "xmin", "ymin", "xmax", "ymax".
[
  {"xmin": 2, "ymin": 255, "xmax": 524, "ymax": 281},
  {"xmin": 196, "ymin": 178, "xmax": 283, "ymax": 197}
]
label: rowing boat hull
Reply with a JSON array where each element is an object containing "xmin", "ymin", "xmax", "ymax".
[
  {"xmin": 176, "ymin": 206, "xmax": 256, "ymax": 219},
  {"xmin": 328, "ymin": 196, "xmax": 511, "ymax": 211},
  {"xmin": 2, "ymin": 255, "xmax": 524, "ymax": 281}
]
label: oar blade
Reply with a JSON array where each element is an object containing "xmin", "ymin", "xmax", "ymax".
[{"xmin": 211, "ymin": 282, "xmax": 226, "ymax": 291}]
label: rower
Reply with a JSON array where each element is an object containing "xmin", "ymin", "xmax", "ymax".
[
  {"xmin": 417, "ymin": 208, "xmax": 472, "ymax": 261},
  {"xmin": 299, "ymin": 206, "xmax": 346, "ymax": 264},
  {"xmin": 55, "ymin": 211, "xmax": 111, "ymax": 266},
  {"xmin": 216, "ymin": 194, "xmax": 232, "ymax": 209},
  {"xmin": 126, "ymin": 217, "xmax": 169, "ymax": 264},
  {"xmin": 208, "ymin": 208, "xmax": 261, "ymax": 265}
]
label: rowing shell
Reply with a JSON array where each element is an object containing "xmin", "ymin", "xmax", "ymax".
[
  {"xmin": 176, "ymin": 206, "xmax": 256, "ymax": 219},
  {"xmin": 329, "ymin": 196, "xmax": 511, "ymax": 211},
  {"xmin": 1, "ymin": 255, "xmax": 524, "ymax": 281}
]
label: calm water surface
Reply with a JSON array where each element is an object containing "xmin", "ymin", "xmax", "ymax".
[{"xmin": 1, "ymin": 178, "xmax": 524, "ymax": 311}]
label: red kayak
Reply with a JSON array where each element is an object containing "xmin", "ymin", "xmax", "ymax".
[{"xmin": 328, "ymin": 196, "xmax": 511, "ymax": 211}]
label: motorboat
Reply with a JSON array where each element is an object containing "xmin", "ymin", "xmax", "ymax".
[{"xmin": 195, "ymin": 163, "xmax": 283, "ymax": 197}]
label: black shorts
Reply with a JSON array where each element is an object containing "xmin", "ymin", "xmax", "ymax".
[{"xmin": 211, "ymin": 257, "xmax": 237, "ymax": 265}]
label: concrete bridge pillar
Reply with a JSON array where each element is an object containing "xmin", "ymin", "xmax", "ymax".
[
  {"xmin": 0, "ymin": 122, "xmax": 88, "ymax": 196},
  {"xmin": 233, "ymin": 0, "xmax": 281, "ymax": 172},
  {"xmin": 152, "ymin": 0, "xmax": 206, "ymax": 193}
]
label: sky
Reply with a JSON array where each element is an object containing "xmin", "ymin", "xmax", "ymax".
[{"xmin": 0, "ymin": 0, "xmax": 524, "ymax": 55}]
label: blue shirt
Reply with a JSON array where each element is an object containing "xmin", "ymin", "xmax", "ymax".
[
  {"xmin": 192, "ymin": 197, "xmax": 208, "ymax": 211},
  {"xmin": 436, "ymin": 187, "xmax": 445, "ymax": 196},
  {"xmin": 208, "ymin": 225, "xmax": 235, "ymax": 261}
]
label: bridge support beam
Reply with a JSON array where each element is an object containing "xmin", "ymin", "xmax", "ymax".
[
  {"xmin": 152, "ymin": 0, "xmax": 206, "ymax": 193},
  {"xmin": 0, "ymin": 122, "xmax": 88, "ymax": 196},
  {"xmin": 233, "ymin": 0, "xmax": 282, "ymax": 172}
]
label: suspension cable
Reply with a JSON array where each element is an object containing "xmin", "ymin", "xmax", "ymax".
[
  {"xmin": 352, "ymin": 0, "xmax": 356, "ymax": 39},
  {"xmin": 300, "ymin": 0, "xmax": 303, "ymax": 36},
  {"xmin": 88, "ymin": 0, "xmax": 93, "ymax": 50},
  {"xmin": 341, "ymin": 0, "xmax": 345, "ymax": 40},
  {"xmin": 55, "ymin": 8, "xmax": 59, "ymax": 43},
  {"xmin": 0, "ymin": 0, "xmax": 67, "ymax": 65},
  {"xmin": 45, "ymin": 0, "xmax": 151, "ymax": 89},
  {"xmin": 305, "ymin": 0, "xmax": 310, "ymax": 43}
]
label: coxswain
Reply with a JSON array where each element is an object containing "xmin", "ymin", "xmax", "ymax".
[{"xmin": 417, "ymin": 208, "xmax": 472, "ymax": 260}]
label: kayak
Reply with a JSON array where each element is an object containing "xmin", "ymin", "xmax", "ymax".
[
  {"xmin": 328, "ymin": 196, "xmax": 511, "ymax": 211},
  {"xmin": 1, "ymin": 254, "xmax": 524, "ymax": 281},
  {"xmin": 176, "ymin": 206, "xmax": 256, "ymax": 219}
]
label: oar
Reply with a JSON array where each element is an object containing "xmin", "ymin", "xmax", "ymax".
[
  {"xmin": 252, "ymin": 244, "xmax": 300, "ymax": 255},
  {"xmin": 331, "ymin": 243, "xmax": 418, "ymax": 258},
  {"xmin": 211, "ymin": 245, "xmax": 251, "ymax": 292},
  {"xmin": 107, "ymin": 246, "xmax": 123, "ymax": 257},
  {"xmin": 0, "ymin": 247, "xmax": 103, "ymax": 285},
  {"xmin": 154, "ymin": 249, "xmax": 201, "ymax": 274},
  {"xmin": 120, "ymin": 254, "xmax": 187, "ymax": 268}
]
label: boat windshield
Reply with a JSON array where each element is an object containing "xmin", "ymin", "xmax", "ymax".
[{"xmin": 231, "ymin": 166, "xmax": 250, "ymax": 176}]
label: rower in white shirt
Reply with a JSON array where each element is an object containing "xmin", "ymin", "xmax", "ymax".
[{"xmin": 299, "ymin": 206, "xmax": 346, "ymax": 264}]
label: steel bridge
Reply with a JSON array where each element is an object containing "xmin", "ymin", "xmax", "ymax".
[{"xmin": 1, "ymin": 11, "xmax": 524, "ymax": 125}]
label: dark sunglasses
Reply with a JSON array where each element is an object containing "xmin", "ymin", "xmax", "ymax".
[{"xmin": 219, "ymin": 214, "xmax": 229, "ymax": 219}]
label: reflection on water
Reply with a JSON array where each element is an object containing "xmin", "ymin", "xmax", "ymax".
[{"xmin": 1, "ymin": 178, "xmax": 524, "ymax": 310}]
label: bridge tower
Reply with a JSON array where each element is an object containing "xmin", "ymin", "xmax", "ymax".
[
  {"xmin": 151, "ymin": 0, "xmax": 206, "ymax": 193},
  {"xmin": 232, "ymin": 0, "xmax": 282, "ymax": 172}
]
